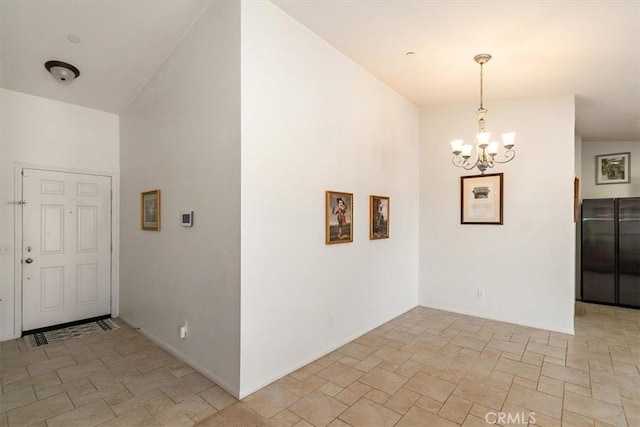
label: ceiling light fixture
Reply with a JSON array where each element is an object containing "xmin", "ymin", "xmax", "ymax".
[
  {"xmin": 450, "ymin": 54, "xmax": 516, "ymax": 174},
  {"xmin": 44, "ymin": 60, "xmax": 80, "ymax": 83}
]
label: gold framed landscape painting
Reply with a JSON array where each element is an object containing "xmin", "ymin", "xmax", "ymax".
[
  {"xmin": 370, "ymin": 195, "xmax": 389, "ymax": 239},
  {"xmin": 326, "ymin": 191, "xmax": 353, "ymax": 244},
  {"xmin": 141, "ymin": 189, "xmax": 161, "ymax": 231},
  {"xmin": 461, "ymin": 173, "xmax": 503, "ymax": 225}
]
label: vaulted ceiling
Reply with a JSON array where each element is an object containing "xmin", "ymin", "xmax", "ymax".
[{"xmin": 2, "ymin": 0, "xmax": 638, "ymax": 141}]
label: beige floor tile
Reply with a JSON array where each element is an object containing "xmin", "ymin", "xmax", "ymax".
[
  {"xmin": 372, "ymin": 346, "xmax": 414, "ymax": 365},
  {"xmin": 243, "ymin": 383, "xmax": 299, "ymax": 418},
  {"xmin": 2, "ymin": 371, "xmax": 60, "ymax": 393},
  {"xmin": 486, "ymin": 338, "xmax": 526, "ymax": 355},
  {"xmin": 338, "ymin": 398, "xmax": 400, "ymax": 427},
  {"xmin": 46, "ymin": 399, "xmax": 115, "ymax": 427},
  {"xmin": 199, "ymin": 385, "xmax": 237, "ymax": 411},
  {"xmin": 395, "ymin": 405, "xmax": 457, "ymax": 427},
  {"xmin": 364, "ymin": 388, "xmax": 390, "ymax": 405},
  {"xmin": 288, "ymin": 390, "xmax": 347, "ymax": 427},
  {"xmin": 89, "ymin": 365, "xmax": 141, "ymax": 389},
  {"xmin": 404, "ymin": 373, "xmax": 456, "ymax": 403},
  {"xmin": 26, "ymin": 354, "xmax": 77, "ymax": 377},
  {"xmin": 57, "ymin": 359, "xmax": 108, "ymax": 383},
  {"xmin": 277, "ymin": 374, "xmax": 326, "ymax": 398},
  {"xmin": 317, "ymin": 381, "xmax": 343, "ymax": 397},
  {"xmin": 541, "ymin": 361, "xmax": 590, "ymax": 387},
  {"xmin": 621, "ymin": 396, "xmax": 640, "ymax": 426},
  {"xmin": 72, "ymin": 382, "xmax": 129, "ymax": 407},
  {"xmin": 526, "ymin": 342, "xmax": 567, "ymax": 359},
  {"xmin": 450, "ymin": 335, "xmax": 487, "ymax": 352},
  {"xmin": 162, "ymin": 372, "xmax": 214, "ymax": 403},
  {"xmin": 334, "ymin": 381, "xmax": 370, "ymax": 406},
  {"xmin": 6, "ymin": 392, "xmax": 74, "ymax": 426},
  {"xmin": 564, "ymin": 391, "xmax": 627, "ymax": 426},
  {"xmin": 34, "ymin": 377, "xmax": 95, "ymax": 400},
  {"xmin": 357, "ymin": 366, "xmax": 407, "ymax": 395},
  {"xmin": 352, "ymin": 355, "xmax": 382, "ymax": 373},
  {"xmin": 562, "ymin": 410, "xmax": 596, "ymax": 427},
  {"xmin": 270, "ymin": 409, "xmax": 300, "ymax": 427},
  {"xmin": 164, "ymin": 413, "xmax": 195, "ymax": 426},
  {"xmin": 452, "ymin": 379, "xmax": 507, "ymax": 410},
  {"xmin": 154, "ymin": 394, "xmax": 208, "ymax": 424},
  {"xmin": 316, "ymin": 362, "xmax": 364, "ymax": 388},
  {"xmin": 383, "ymin": 387, "xmax": 420, "ymax": 415},
  {"xmin": 462, "ymin": 414, "xmax": 493, "ymax": 427},
  {"xmin": 101, "ymin": 406, "xmax": 160, "ymax": 426},
  {"xmin": 437, "ymin": 395, "xmax": 473, "ymax": 423},
  {"xmin": 290, "ymin": 362, "xmax": 324, "ymax": 381},
  {"xmin": 505, "ymin": 384, "xmax": 562, "ymax": 419},
  {"xmin": 123, "ymin": 367, "xmax": 176, "ymax": 396},
  {"xmin": 337, "ymin": 342, "xmax": 376, "ymax": 360},
  {"xmin": 110, "ymin": 388, "xmax": 168, "ymax": 416},
  {"xmin": 537, "ymin": 375, "xmax": 564, "ymax": 398},
  {"xmin": 494, "ymin": 357, "xmax": 541, "ymax": 381},
  {"xmin": 0, "ymin": 386, "xmax": 36, "ymax": 413}
]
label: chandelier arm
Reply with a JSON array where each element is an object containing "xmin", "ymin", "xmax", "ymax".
[{"xmin": 492, "ymin": 150, "xmax": 516, "ymax": 164}]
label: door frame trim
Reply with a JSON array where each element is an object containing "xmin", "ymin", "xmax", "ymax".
[{"xmin": 13, "ymin": 162, "xmax": 119, "ymax": 338}]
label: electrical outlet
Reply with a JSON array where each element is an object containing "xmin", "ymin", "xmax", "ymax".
[
  {"xmin": 180, "ymin": 320, "xmax": 188, "ymax": 338},
  {"xmin": 329, "ymin": 314, "xmax": 335, "ymax": 327},
  {"xmin": 0, "ymin": 246, "xmax": 10, "ymax": 255},
  {"xmin": 477, "ymin": 289, "xmax": 486, "ymax": 298}
]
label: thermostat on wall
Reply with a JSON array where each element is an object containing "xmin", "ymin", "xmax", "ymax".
[{"xmin": 181, "ymin": 211, "xmax": 194, "ymax": 227}]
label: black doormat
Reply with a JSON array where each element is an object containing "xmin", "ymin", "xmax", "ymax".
[{"xmin": 23, "ymin": 318, "xmax": 119, "ymax": 348}]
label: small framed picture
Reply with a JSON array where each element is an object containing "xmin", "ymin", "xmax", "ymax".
[
  {"xmin": 326, "ymin": 191, "xmax": 353, "ymax": 244},
  {"xmin": 141, "ymin": 190, "xmax": 161, "ymax": 231},
  {"xmin": 596, "ymin": 152, "xmax": 630, "ymax": 185},
  {"xmin": 370, "ymin": 195, "xmax": 389, "ymax": 239},
  {"xmin": 461, "ymin": 173, "xmax": 503, "ymax": 225}
]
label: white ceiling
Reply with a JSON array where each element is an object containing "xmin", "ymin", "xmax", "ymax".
[
  {"xmin": 0, "ymin": 0, "xmax": 210, "ymax": 114},
  {"xmin": 1, "ymin": 0, "xmax": 638, "ymax": 141}
]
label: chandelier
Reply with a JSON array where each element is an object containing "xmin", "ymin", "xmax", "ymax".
[{"xmin": 450, "ymin": 54, "xmax": 516, "ymax": 174}]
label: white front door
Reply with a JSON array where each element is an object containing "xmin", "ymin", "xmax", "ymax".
[{"xmin": 22, "ymin": 168, "xmax": 112, "ymax": 331}]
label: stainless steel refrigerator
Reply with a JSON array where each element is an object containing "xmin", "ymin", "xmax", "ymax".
[{"xmin": 581, "ymin": 197, "xmax": 640, "ymax": 307}]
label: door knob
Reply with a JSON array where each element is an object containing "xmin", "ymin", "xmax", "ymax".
[{"xmin": 24, "ymin": 258, "xmax": 34, "ymax": 264}]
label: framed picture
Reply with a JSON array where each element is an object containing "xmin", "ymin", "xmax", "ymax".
[
  {"xmin": 141, "ymin": 190, "xmax": 161, "ymax": 231},
  {"xmin": 461, "ymin": 173, "xmax": 503, "ymax": 225},
  {"xmin": 370, "ymin": 195, "xmax": 389, "ymax": 239},
  {"xmin": 596, "ymin": 152, "xmax": 630, "ymax": 185},
  {"xmin": 326, "ymin": 191, "xmax": 353, "ymax": 244}
]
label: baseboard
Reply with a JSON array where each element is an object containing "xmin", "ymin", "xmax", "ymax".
[
  {"xmin": 118, "ymin": 316, "xmax": 240, "ymax": 398},
  {"xmin": 419, "ymin": 302, "xmax": 575, "ymax": 335},
  {"xmin": 238, "ymin": 303, "xmax": 419, "ymax": 399}
]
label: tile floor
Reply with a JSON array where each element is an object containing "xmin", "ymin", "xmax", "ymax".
[{"xmin": 2, "ymin": 302, "xmax": 640, "ymax": 426}]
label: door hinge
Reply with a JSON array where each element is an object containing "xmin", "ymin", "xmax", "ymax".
[{"xmin": 17, "ymin": 200, "xmax": 27, "ymax": 206}]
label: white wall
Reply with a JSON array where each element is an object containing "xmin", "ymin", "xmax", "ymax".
[
  {"xmin": 581, "ymin": 140, "xmax": 640, "ymax": 199},
  {"xmin": 0, "ymin": 89, "xmax": 119, "ymax": 340},
  {"xmin": 419, "ymin": 96, "xmax": 575, "ymax": 334},
  {"xmin": 240, "ymin": 1, "xmax": 420, "ymax": 397},
  {"xmin": 119, "ymin": 0, "xmax": 241, "ymax": 394}
]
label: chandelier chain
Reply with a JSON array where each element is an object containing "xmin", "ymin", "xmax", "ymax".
[{"xmin": 479, "ymin": 62, "xmax": 484, "ymax": 111}]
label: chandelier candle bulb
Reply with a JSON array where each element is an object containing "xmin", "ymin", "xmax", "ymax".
[
  {"xmin": 476, "ymin": 131, "xmax": 491, "ymax": 148},
  {"xmin": 451, "ymin": 139, "xmax": 464, "ymax": 155},
  {"xmin": 461, "ymin": 145, "xmax": 473, "ymax": 159},
  {"xmin": 502, "ymin": 132, "xmax": 516, "ymax": 149}
]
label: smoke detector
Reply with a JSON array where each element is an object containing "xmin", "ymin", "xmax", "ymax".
[{"xmin": 44, "ymin": 60, "xmax": 80, "ymax": 82}]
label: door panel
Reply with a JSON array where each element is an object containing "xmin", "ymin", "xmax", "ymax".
[
  {"xmin": 22, "ymin": 168, "xmax": 112, "ymax": 331},
  {"xmin": 618, "ymin": 197, "xmax": 640, "ymax": 308},
  {"xmin": 581, "ymin": 199, "xmax": 616, "ymax": 303}
]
